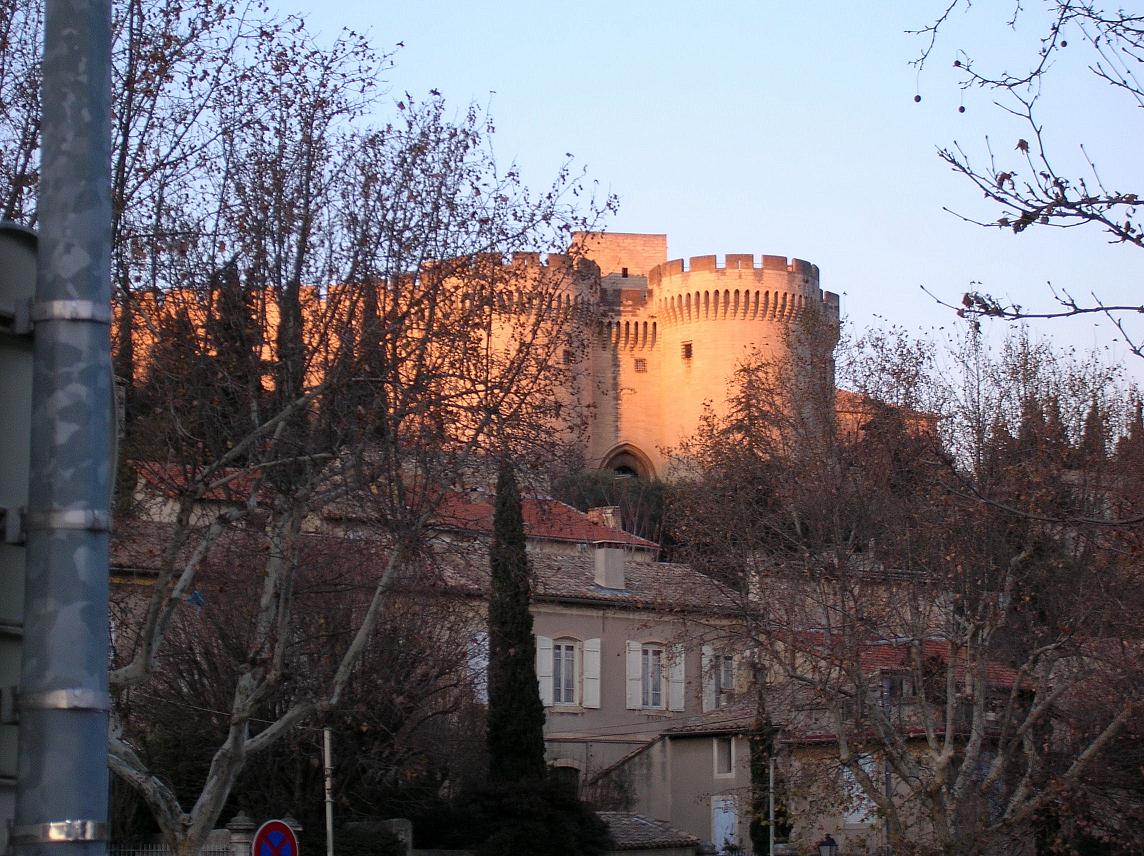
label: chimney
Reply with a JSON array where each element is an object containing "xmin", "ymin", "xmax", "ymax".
[
  {"xmin": 593, "ymin": 542, "xmax": 626, "ymax": 589},
  {"xmin": 587, "ymin": 505, "xmax": 622, "ymax": 530}
]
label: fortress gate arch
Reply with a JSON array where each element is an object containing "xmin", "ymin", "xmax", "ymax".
[{"xmin": 601, "ymin": 444, "xmax": 656, "ymax": 481}]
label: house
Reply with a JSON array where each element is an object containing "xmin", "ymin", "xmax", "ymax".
[
  {"xmin": 111, "ymin": 467, "xmax": 754, "ymax": 852},
  {"xmin": 592, "ymin": 704, "xmax": 759, "ymax": 854},
  {"xmin": 584, "ymin": 624, "xmax": 1041, "ymax": 856}
]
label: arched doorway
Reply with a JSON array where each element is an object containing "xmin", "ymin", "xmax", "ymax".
[{"xmin": 600, "ymin": 443, "xmax": 655, "ymax": 480}]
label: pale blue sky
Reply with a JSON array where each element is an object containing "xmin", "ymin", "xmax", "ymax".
[{"xmin": 287, "ymin": 0, "xmax": 1144, "ymax": 370}]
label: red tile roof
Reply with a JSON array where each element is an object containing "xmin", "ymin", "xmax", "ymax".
[
  {"xmin": 596, "ymin": 813, "xmax": 699, "ymax": 850},
  {"xmin": 787, "ymin": 630, "xmax": 1022, "ymax": 690},
  {"xmin": 433, "ymin": 489, "xmax": 658, "ymax": 550},
  {"xmin": 131, "ymin": 461, "xmax": 657, "ymax": 550},
  {"xmin": 663, "ymin": 702, "xmax": 758, "ymax": 736},
  {"xmin": 110, "ymin": 519, "xmax": 737, "ymax": 614},
  {"xmin": 858, "ymin": 637, "xmax": 1022, "ymax": 690},
  {"xmin": 435, "ymin": 543, "xmax": 741, "ymax": 613}
]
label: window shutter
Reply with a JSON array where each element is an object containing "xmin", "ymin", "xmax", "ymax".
[
  {"xmin": 668, "ymin": 643, "xmax": 686, "ymax": 711},
  {"xmin": 626, "ymin": 641, "xmax": 642, "ymax": 709},
  {"xmin": 536, "ymin": 635, "xmax": 553, "ymax": 707},
  {"xmin": 583, "ymin": 638, "xmax": 601, "ymax": 709},
  {"xmin": 702, "ymin": 644, "xmax": 716, "ymax": 712}
]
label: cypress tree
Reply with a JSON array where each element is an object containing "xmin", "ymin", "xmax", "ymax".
[{"xmin": 486, "ymin": 458, "xmax": 547, "ymax": 783}]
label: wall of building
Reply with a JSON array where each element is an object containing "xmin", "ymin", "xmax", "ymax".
[
  {"xmin": 610, "ymin": 733, "xmax": 754, "ymax": 852},
  {"xmin": 665, "ymin": 735, "xmax": 752, "ymax": 853},
  {"xmin": 532, "ymin": 601, "xmax": 715, "ymax": 777}
]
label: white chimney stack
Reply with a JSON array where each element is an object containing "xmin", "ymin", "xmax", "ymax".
[{"xmin": 593, "ymin": 542, "xmax": 626, "ymax": 589}]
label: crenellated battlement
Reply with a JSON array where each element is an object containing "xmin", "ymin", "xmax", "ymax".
[
  {"xmin": 634, "ymin": 253, "xmax": 830, "ymax": 329},
  {"xmin": 648, "ymin": 253, "xmax": 818, "ymax": 285}
]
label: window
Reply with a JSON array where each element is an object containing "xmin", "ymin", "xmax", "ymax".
[
  {"xmin": 703, "ymin": 647, "xmax": 737, "ymax": 712},
  {"xmin": 536, "ymin": 636, "xmax": 600, "ymax": 709},
  {"xmin": 641, "ymin": 644, "xmax": 663, "ymax": 708},
  {"xmin": 714, "ymin": 736, "xmax": 734, "ymax": 776},
  {"xmin": 553, "ymin": 639, "xmax": 577, "ymax": 705},
  {"xmin": 626, "ymin": 641, "xmax": 684, "ymax": 711},
  {"xmin": 634, "ymin": 357, "xmax": 647, "ymax": 373},
  {"xmin": 881, "ymin": 672, "xmax": 914, "ymax": 704},
  {"xmin": 681, "ymin": 341, "xmax": 693, "ymax": 360},
  {"xmin": 562, "ymin": 348, "xmax": 574, "ymax": 365},
  {"xmin": 841, "ymin": 755, "xmax": 880, "ymax": 825},
  {"xmin": 716, "ymin": 654, "xmax": 734, "ymax": 704}
]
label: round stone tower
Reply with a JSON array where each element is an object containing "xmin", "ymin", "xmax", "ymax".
[{"xmin": 574, "ymin": 232, "xmax": 839, "ymax": 479}]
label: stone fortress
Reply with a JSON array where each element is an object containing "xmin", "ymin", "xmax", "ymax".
[
  {"xmin": 111, "ymin": 229, "xmax": 840, "ymax": 483},
  {"xmin": 564, "ymin": 232, "xmax": 840, "ymax": 478}
]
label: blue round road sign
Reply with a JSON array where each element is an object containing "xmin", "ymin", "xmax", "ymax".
[{"xmin": 252, "ymin": 820, "xmax": 299, "ymax": 856}]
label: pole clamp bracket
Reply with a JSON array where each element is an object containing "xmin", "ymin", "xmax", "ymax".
[
  {"xmin": 30, "ymin": 300, "xmax": 112, "ymax": 326},
  {"xmin": 23, "ymin": 509, "xmax": 111, "ymax": 534},
  {"xmin": 12, "ymin": 821, "xmax": 108, "ymax": 845},
  {"xmin": 19, "ymin": 688, "xmax": 111, "ymax": 713}
]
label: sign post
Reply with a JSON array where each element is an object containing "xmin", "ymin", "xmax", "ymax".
[{"xmin": 252, "ymin": 820, "xmax": 300, "ymax": 856}]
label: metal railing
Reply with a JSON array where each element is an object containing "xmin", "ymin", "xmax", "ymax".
[{"xmin": 109, "ymin": 845, "xmax": 232, "ymax": 856}]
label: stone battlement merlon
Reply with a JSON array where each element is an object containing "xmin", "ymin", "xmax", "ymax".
[
  {"xmin": 647, "ymin": 253, "xmax": 819, "ymax": 286},
  {"xmin": 420, "ymin": 250, "xmax": 585, "ymax": 273}
]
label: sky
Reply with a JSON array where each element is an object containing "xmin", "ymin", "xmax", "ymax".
[{"xmin": 285, "ymin": 0, "xmax": 1144, "ymax": 376}]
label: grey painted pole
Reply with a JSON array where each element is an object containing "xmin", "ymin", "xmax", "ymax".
[
  {"xmin": 323, "ymin": 728, "xmax": 334, "ymax": 856},
  {"xmin": 13, "ymin": 1, "xmax": 113, "ymax": 855},
  {"xmin": 767, "ymin": 756, "xmax": 774, "ymax": 856}
]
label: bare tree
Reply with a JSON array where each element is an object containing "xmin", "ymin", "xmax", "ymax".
[
  {"xmin": 0, "ymin": 0, "xmax": 612, "ymax": 849},
  {"xmin": 670, "ymin": 322, "xmax": 1144, "ymax": 854},
  {"xmin": 111, "ymin": 527, "xmax": 484, "ymax": 835},
  {"xmin": 105, "ymin": 97, "xmax": 605, "ymax": 854},
  {"xmin": 912, "ymin": 2, "xmax": 1144, "ymax": 351},
  {"xmin": 0, "ymin": 0, "xmax": 41, "ymax": 223}
]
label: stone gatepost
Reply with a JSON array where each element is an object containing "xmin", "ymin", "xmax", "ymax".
[
  {"xmin": 226, "ymin": 810, "xmax": 256, "ymax": 856},
  {"xmin": 282, "ymin": 817, "xmax": 303, "ymax": 837}
]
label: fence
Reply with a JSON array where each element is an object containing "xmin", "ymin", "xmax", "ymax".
[{"xmin": 110, "ymin": 844, "xmax": 232, "ymax": 856}]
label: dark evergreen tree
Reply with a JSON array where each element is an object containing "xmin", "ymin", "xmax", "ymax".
[{"xmin": 486, "ymin": 458, "xmax": 547, "ymax": 784}]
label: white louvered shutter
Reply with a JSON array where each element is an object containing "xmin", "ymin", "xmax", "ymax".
[
  {"xmin": 668, "ymin": 643, "xmax": 686, "ymax": 712},
  {"xmin": 702, "ymin": 644, "xmax": 717, "ymax": 712},
  {"xmin": 626, "ymin": 641, "xmax": 642, "ymax": 709},
  {"xmin": 583, "ymin": 638, "xmax": 601, "ymax": 708},
  {"xmin": 535, "ymin": 635, "xmax": 553, "ymax": 707}
]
